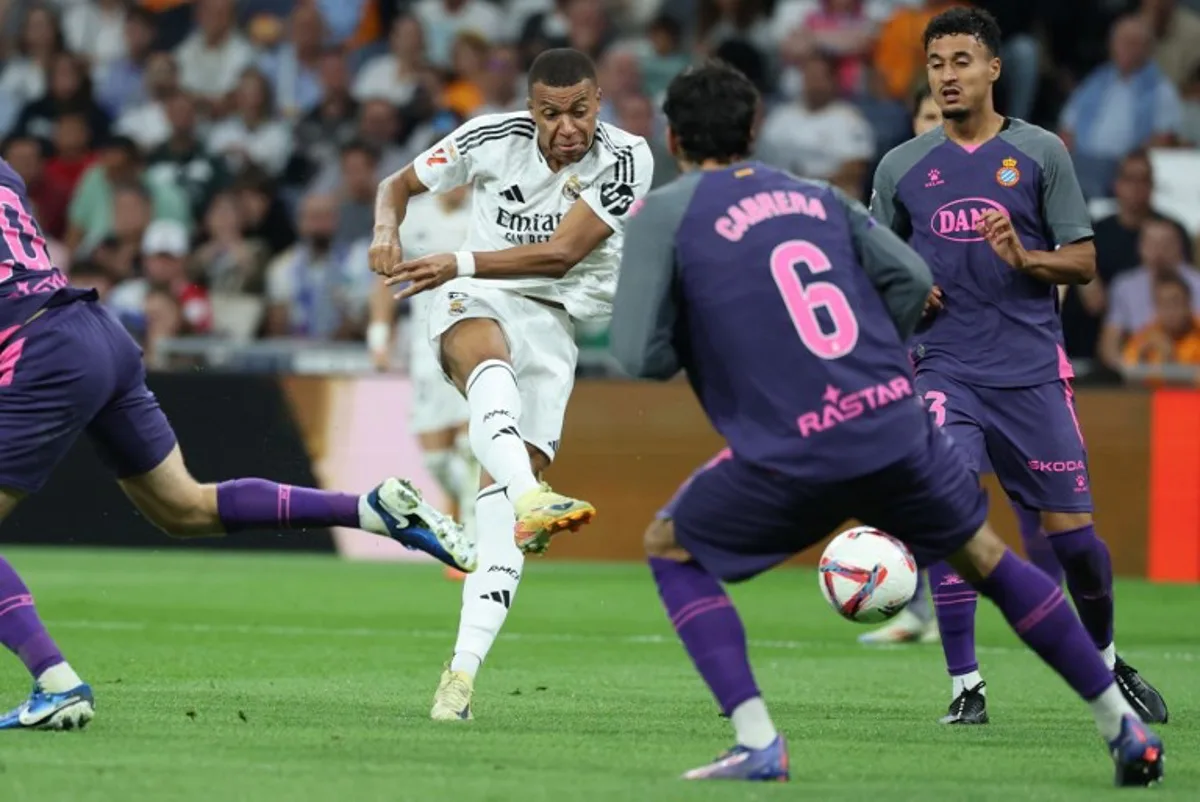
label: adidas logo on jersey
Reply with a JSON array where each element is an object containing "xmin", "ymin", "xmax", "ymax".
[{"xmin": 499, "ymin": 185, "xmax": 525, "ymax": 203}]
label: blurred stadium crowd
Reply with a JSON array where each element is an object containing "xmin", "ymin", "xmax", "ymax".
[{"xmin": 4, "ymin": 0, "xmax": 1200, "ymax": 381}]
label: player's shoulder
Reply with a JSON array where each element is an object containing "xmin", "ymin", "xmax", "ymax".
[
  {"xmin": 875, "ymin": 128, "xmax": 945, "ymax": 184},
  {"xmin": 1000, "ymin": 118, "xmax": 1070, "ymax": 164},
  {"xmin": 595, "ymin": 121, "xmax": 649, "ymax": 152},
  {"xmin": 450, "ymin": 112, "xmax": 537, "ymax": 156},
  {"xmin": 628, "ymin": 172, "xmax": 703, "ymax": 228}
]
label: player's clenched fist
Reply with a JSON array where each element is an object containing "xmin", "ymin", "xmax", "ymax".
[
  {"xmin": 368, "ymin": 228, "xmax": 402, "ymax": 275},
  {"xmin": 924, "ymin": 285, "xmax": 944, "ymax": 317},
  {"xmin": 385, "ymin": 253, "xmax": 458, "ymax": 300}
]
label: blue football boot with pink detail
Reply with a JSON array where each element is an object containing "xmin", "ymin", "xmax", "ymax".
[
  {"xmin": 682, "ymin": 735, "xmax": 789, "ymax": 781},
  {"xmin": 1109, "ymin": 713, "xmax": 1164, "ymax": 787}
]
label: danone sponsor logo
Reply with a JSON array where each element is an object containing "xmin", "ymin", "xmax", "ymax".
[{"xmin": 930, "ymin": 197, "xmax": 1009, "ymax": 242}]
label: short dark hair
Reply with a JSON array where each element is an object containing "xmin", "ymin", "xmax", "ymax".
[
  {"xmin": 1, "ymin": 134, "xmax": 44, "ymax": 159},
  {"xmin": 923, "ymin": 7, "xmax": 1003, "ymax": 58},
  {"xmin": 662, "ymin": 59, "xmax": 759, "ymax": 164},
  {"xmin": 526, "ymin": 48, "xmax": 597, "ymax": 90},
  {"xmin": 341, "ymin": 139, "xmax": 381, "ymax": 165},
  {"xmin": 648, "ymin": 14, "xmax": 682, "ymax": 42},
  {"xmin": 103, "ymin": 135, "xmax": 142, "ymax": 162}
]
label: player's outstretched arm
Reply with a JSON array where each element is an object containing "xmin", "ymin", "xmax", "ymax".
[
  {"xmin": 609, "ymin": 194, "xmax": 682, "ymax": 381},
  {"xmin": 366, "ymin": 278, "xmax": 394, "ymax": 371},
  {"xmin": 370, "ymin": 164, "xmax": 429, "ymax": 276},
  {"xmin": 836, "ymin": 188, "xmax": 933, "ymax": 340}
]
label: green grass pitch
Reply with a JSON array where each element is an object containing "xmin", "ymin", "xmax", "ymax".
[{"xmin": 0, "ymin": 547, "xmax": 1196, "ymax": 801}]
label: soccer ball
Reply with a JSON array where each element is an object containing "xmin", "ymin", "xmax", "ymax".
[{"xmin": 818, "ymin": 526, "xmax": 918, "ymax": 623}]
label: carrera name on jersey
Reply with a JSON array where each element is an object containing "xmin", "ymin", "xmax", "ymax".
[{"xmin": 412, "ymin": 111, "xmax": 653, "ymax": 322}]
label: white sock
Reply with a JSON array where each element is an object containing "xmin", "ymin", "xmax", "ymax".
[
  {"xmin": 1101, "ymin": 642, "xmax": 1117, "ymax": 671},
  {"xmin": 451, "ymin": 485, "xmax": 524, "ymax": 680},
  {"xmin": 952, "ymin": 671, "xmax": 985, "ymax": 699},
  {"xmin": 465, "ymin": 360, "xmax": 540, "ymax": 502},
  {"xmin": 730, "ymin": 697, "xmax": 778, "ymax": 749},
  {"xmin": 1089, "ymin": 683, "xmax": 1136, "ymax": 741},
  {"xmin": 37, "ymin": 662, "xmax": 83, "ymax": 694}
]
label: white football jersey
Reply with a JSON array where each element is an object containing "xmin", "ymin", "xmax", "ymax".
[
  {"xmin": 411, "ymin": 111, "xmax": 653, "ymax": 322},
  {"xmin": 400, "ymin": 192, "xmax": 473, "ymax": 322}
]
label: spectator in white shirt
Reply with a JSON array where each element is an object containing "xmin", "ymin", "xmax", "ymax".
[
  {"xmin": 353, "ymin": 15, "xmax": 427, "ymax": 107},
  {"xmin": 114, "ymin": 52, "xmax": 178, "ymax": 153},
  {"xmin": 206, "ymin": 69, "xmax": 293, "ymax": 179},
  {"xmin": 63, "ymin": 0, "xmax": 127, "ymax": 78},
  {"xmin": 756, "ymin": 52, "xmax": 875, "ymax": 200},
  {"xmin": 412, "ymin": 0, "xmax": 505, "ymax": 69},
  {"xmin": 174, "ymin": 0, "xmax": 255, "ymax": 113},
  {"xmin": 0, "ymin": 5, "xmax": 64, "ymax": 112}
]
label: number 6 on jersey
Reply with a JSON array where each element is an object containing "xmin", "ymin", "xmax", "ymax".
[{"xmin": 770, "ymin": 240, "xmax": 859, "ymax": 359}]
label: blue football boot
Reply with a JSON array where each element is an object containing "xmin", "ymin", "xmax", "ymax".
[
  {"xmin": 1109, "ymin": 713, "xmax": 1164, "ymax": 787},
  {"xmin": 682, "ymin": 735, "xmax": 789, "ymax": 781},
  {"xmin": 0, "ymin": 683, "xmax": 94, "ymax": 731},
  {"xmin": 363, "ymin": 478, "xmax": 476, "ymax": 572}
]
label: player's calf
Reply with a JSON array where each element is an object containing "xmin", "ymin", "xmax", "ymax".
[
  {"xmin": 645, "ymin": 519, "xmax": 788, "ymax": 781},
  {"xmin": 947, "ymin": 526, "xmax": 1165, "ymax": 785}
]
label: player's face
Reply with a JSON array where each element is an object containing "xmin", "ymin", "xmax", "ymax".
[
  {"xmin": 913, "ymin": 95, "xmax": 942, "ymax": 136},
  {"xmin": 925, "ymin": 34, "xmax": 999, "ymax": 121},
  {"xmin": 529, "ymin": 79, "xmax": 600, "ymax": 167},
  {"xmin": 1154, "ymin": 283, "xmax": 1192, "ymax": 337}
]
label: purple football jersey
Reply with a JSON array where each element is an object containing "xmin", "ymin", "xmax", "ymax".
[
  {"xmin": 0, "ymin": 159, "xmax": 91, "ymax": 337},
  {"xmin": 870, "ymin": 119, "xmax": 1093, "ymax": 387},
  {"xmin": 610, "ymin": 163, "xmax": 935, "ymax": 482}
]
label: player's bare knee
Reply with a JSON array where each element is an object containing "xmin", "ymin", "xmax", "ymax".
[
  {"xmin": 1040, "ymin": 510, "xmax": 1091, "ymax": 534},
  {"xmin": 948, "ymin": 524, "xmax": 1008, "ymax": 584},
  {"xmin": 440, "ymin": 319, "xmax": 511, "ymax": 391},
  {"xmin": 644, "ymin": 518, "xmax": 692, "ymax": 561}
]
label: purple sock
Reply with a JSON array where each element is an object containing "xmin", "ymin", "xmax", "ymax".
[
  {"xmin": 1047, "ymin": 524, "xmax": 1115, "ymax": 649},
  {"xmin": 649, "ymin": 557, "xmax": 760, "ymax": 716},
  {"xmin": 972, "ymin": 551, "xmax": 1114, "ymax": 700},
  {"xmin": 216, "ymin": 479, "xmax": 361, "ymax": 532},
  {"xmin": 1012, "ymin": 504, "xmax": 1064, "ymax": 585},
  {"xmin": 929, "ymin": 561, "xmax": 978, "ymax": 676},
  {"xmin": 0, "ymin": 558, "xmax": 65, "ymax": 679}
]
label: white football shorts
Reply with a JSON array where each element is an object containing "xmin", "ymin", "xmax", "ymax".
[
  {"xmin": 426, "ymin": 278, "xmax": 577, "ymax": 461},
  {"xmin": 408, "ymin": 295, "xmax": 469, "ymax": 435}
]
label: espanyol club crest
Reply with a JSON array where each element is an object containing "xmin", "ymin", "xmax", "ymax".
[{"xmin": 995, "ymin": 157, "xmax": 1020, "ymax": 188}]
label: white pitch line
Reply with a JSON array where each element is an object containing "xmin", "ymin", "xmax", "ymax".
[{"xmin": 43, "ymin": 619, "xmax": 1199, "ymax": 662}]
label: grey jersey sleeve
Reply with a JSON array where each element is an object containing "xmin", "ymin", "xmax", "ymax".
[
  {"xmin": 1005, "ymin": 122, "xmax": 1094, "ymax": 245},
  {"xmin": 835, "ymin": 187, "xmax": 934, "ymax": 341},
  {"xmin": 609, "ymin": 176, "xmax": 699, "ymax": 380},
  {"xmin": 869, "ymin": 134, "xmax": 939, "ymax": 240}
]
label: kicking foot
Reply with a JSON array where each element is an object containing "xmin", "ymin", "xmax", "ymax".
[
  {"xmin": 1114, "ymin": 656, "xmax": 1168, "ymax": 724},
  {"xmin": 512, "ymin": 482, "xmax": 595, "ymax": 555},
  {"xmin": 682, "ymin": 735, "xmax": 789, "ymax": 781},
  {"xmin": 0, "ymin": 683, "xmax": 94, "ymax": 731},
  {"xmin": 431, "ymin": 668, "xmax": 474, "ymax": 721},
  {"xmin": 940, "ymin": 682, "xmax": 988, "ymax": 725},
  {"xmin": 363, "ymin": 478, "xmax": 476, "ymax": 572},
  {"xmin": 1109, "ymin": 713, "xmax": 1164, "ymax": 787}
]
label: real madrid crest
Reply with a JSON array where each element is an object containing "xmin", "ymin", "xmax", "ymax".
[
  {"xmin": 562, "ymin": 175, "xmax": 583, "ymax": 201},
  {"xmin": 996, "ymin": 157, "xmax": 1020, "ymax": 188}
]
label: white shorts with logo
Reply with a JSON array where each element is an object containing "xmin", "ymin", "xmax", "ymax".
[
  {"xmin": 409, "ymin": 295, "xmax": 469, "ymax": 435},
  {"xmin": 426, "ymin": 278, "xmax": 577, "ymax": 461}
]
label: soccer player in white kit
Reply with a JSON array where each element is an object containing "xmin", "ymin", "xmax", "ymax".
[
  {"xmin": 368, "ymin": 185, "xmax": 479, "ymax": 563},
  {"xmin": 369, "ymin": 48, "xmax": 652, "ymax": 721}
]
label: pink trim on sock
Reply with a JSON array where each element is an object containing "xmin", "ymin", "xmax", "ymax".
[
  {"xmin": 671, "ymin": 595, "xmax": 720, "ymax": 624},
  {"xmin": 672, "ymin": 596, "xmax": 732, "ymax": 630},
  {"xmin": 0, "ymin": 593, "xmax": 33, "ymax": 617},
  {"xmin": 933, "ymin": 591, "xmax": 979, "ymax": 605},
  {"xmin": 278, "ymin": 485, "xmax": 292, "ymax": 526},
  {"xmin": 1014, "ymin": 586, "xmax": 1065, "ymax": 634}
]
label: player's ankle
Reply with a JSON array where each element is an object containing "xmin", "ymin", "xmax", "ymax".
[
  {"xmin": 730, "ymin": 697, "xmax": 777, "ymax": 750},
  {"xmin": 449, "ymin": 652, "xmax": 482, "ymax": 678},
  {"xmin": 951, "ymin": 671, "xmax": 984, "ymax": 698},
  {"xmin": 1100, "ymin": 642, "xmax": 1116, "ymax": 670},
  {"xmin": 504, "ymin": 474, "xmax": 541, "ymax": 503},
  {"xmin": 37, "ymin": 661, "xmax": 84, "ymax": 694}
]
